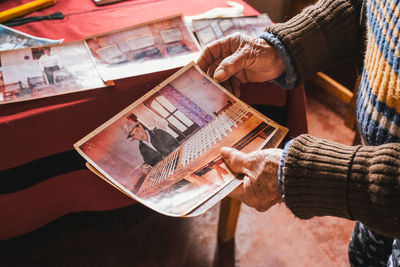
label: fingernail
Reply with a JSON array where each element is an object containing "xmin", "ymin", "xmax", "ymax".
[{"xmin": 214, "ymin": 68, "xmax": 226, "ymax": 82}]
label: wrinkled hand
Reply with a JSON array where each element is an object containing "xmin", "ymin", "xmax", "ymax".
[
  {"xmin": 197, "ymin": 33, "xmax": 285, "ymax": 97},
  {"xmin": 221, "ymin": 147, "xmax": 283, "ymax": 212}
]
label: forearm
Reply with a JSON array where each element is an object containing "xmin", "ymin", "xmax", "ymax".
[
  {"xmin": 266, "ymin": 0, "xmax": 362, "ymax": 85},
  {"xmin": 281, "ymin": 134, "xmax": 400, "ymax": 238}
]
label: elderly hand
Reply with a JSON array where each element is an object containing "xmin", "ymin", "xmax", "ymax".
[
  {"xmin": 221, "ymin": 147, "xmax": 283, "ymax": 212},
  {"xmin": 197, "ymin": 33, "xmax": 285, "ymax": 96}
]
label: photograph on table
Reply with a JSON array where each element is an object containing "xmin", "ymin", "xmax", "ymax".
[
  {"xmin": 84, "ymin": 14, "xmax": 201, "ymax": 81},
  {"xmin": 0, "ymin": 41, "xmax": 106, "ymax": 104},
  {"xmin": 74, "ymin": 62, "xmax": 287, "ymax": 217},
  {"xmin": 0, "ymin": 24, "xmax": 63, "ymax": 52},
  {"xmin": 192, "ymin": 14, "xmax": 272, "ymax": 47}
]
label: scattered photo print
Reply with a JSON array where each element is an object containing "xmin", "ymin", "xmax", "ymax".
[
  {"xmin": 0, "ymin": 42, "xmax": 105, "ymax": 104},
  {"xmin": 85, "ymin": 15, "xmax": 201, "ymax": 81},
  {"xmin": 192, "ymin": 14, "xmax": 272, "ymax": 47}
]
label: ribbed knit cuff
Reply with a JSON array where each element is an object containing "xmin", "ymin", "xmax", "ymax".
[
  {"xmin": 265, "ymin": 0, "xmax": 361, "ymax": 85},
  {"xmin": 347, "ymin": 144, "xmax": 400, "ymax": 236},
  {"xmin": 282, "ymin": 134, "xmax": 400, "ymax": 237},
  {"xmin": 259, "ymin": 32, "xmax": 297, "ymax": 90},
  {"xmin": 281, "ymin": 134, "xmax": 358, "ymax": 220}
]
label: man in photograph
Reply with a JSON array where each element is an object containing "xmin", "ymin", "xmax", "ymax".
[
  {"xmin": 123, "ymin": 113, "xmax": 180, "ymax": 172},
  {"xmin": 38, "ymin": 47, "xmax": 61, "ymax": 84}
]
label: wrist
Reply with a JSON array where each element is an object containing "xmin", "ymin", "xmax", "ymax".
[
  {"xmin": 263, "ymin": 148, "xmax": 284, "ymax": 205},
  {"xmin": 258, "ymin": 38, "xmax": 286, "ymax": 79},
  {"xmin": 269, "ymin": 48, "xmax": 286, "ymax": 79},
  {"xmin": 278, "ymin": 139, "xmax": 294, "ymax": 202},
  {"xmin": 259, "ymin": 32, "xmax": 297, "ymax": 89}
]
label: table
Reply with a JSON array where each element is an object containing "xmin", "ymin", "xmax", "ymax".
[{"xmin": 0, "ymin": 0, "xmax": 307, "ymax": 241}]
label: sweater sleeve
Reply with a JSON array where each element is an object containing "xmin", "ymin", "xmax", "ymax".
[
  {"xmin": 281, "ymin": 134, "xmax": 400, "ymax": 239},
  {"xmin": 265, "ymin": 0, "xmax": 362, "ymax": 86}
]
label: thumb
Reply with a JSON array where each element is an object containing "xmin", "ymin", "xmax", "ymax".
[
  {"xmin": 221, "ymin": 147, "xmax": 249, "ymax": 174},
  {"xmin": 214, "ymin": 52, "xmax": 245, "ymax": 83}
]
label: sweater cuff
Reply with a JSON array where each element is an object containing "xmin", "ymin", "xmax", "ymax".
[
  {"xmin": 281, "ymin": 134, "xmax": 357, "ymax": 220},
  {"xmin": 259, "ymin": 32, "xmax": 297, "ymax": 90},
  {"xmin": 282, "ymin": 135, "xmax": 400, "ymax": 237},
  {"xmin": 278, "ymin": 139, "xmax": 294, "ymax": 198}
]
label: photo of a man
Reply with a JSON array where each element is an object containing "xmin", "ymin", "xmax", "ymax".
[{"xmin": 122, "ymin": 113, "xmax": 180, "ymax": 171}]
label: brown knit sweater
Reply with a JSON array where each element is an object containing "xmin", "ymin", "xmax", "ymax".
[
  {"xmin": 265, "ymin": 0, "xmax": 400, "ymax": 239},
  {"xmin": 282, "ymin": 135, "xmax": 400, "ymax": 238},
  {"xmin": 266, "ymin": 0, "xmax": 363, "ymax": 86}
]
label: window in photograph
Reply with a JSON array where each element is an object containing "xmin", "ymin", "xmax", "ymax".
[
  {"xmin": 148, "ymin": 95, "xmax": 198, "ymax": 138},
  {"xmin": 96, "ymin": 44, "xmax": 128, "ymax": 64},
  {"xmin": 167, "ymin": 116, "xmax": 187, "ymax": 132},
  {"xmin": 174, "ymin": 110, "xmax": 193, "ymax": 127},
  {"xmin": 126, "ymin": 35, "xmax": 155, "ymax": 51},
  {"xmin": 219, "ymin": 19, "xmax": 234, "ymax": 32},
  {"xmin": 165, "ymin": 44, "xmax": 189, "ymax": 56},
  {"xmin": 196, "ymin": 27, "xmax": 217, "ymax": 45},
  {"xmin": 156, "ymin": 95, "xmax": 175, "ymax": 112},
  {"xmin": 132, "ymin": 47, "xmax": 162, "ymax": 61},
  {"xmin": 151, "ymin": 95, "xmax": 194, "ymax": 130},
  {"xmin": 150, "ymin": 99, "xmax": 170, "ymax": 117},
  {"xmin": 192, "ymin": 20, "xmax": 209, "ymax": 31},
  {"xmin": 160, "ymin": 28, "xmax": 182, "ymax": 43}
]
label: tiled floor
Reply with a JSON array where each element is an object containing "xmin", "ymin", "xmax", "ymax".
[{"xmin": 0, "ymin": 84, "xmax": 357, "ymax": 267}]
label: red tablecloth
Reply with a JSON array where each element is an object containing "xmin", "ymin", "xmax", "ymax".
[{"xmin": 0, "ymin": 0, "xmax": 307, "ymax": 240}]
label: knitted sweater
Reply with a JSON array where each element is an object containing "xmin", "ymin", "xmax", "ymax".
[{"xmin": 265, "ymin": 0, "xmax": 400, "ymax": 238}]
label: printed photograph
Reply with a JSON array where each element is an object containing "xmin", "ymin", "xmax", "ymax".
[
  {"xmin": 192, "ymin": 14, "xmax": 272, "ymax": 47},
  {"xmin": 75, "ymin": 63, "xmax": 286, "ymax": 216},
  {"xmin": 84, "ymin": 15, "xmax": 201, "ymax": 81},
  {"xmin": 0, "ymin": 42, "xmax": 106, "ymax": 104},
  {"xmin": 0, "ymin": 24, "xmax": 63, "ymax": 52}
]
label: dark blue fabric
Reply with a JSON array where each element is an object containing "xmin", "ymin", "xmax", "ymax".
[
  {"xmin": 348, "ymin": 222, "xmax": 396, "ymax": 266},
  {"xmin": 277, "ymin": 139, "xmax": 294, "ymax": 200},
  {"xmin": 387, "ymin": 239, "xmax": 400, "ymax": 267}
]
